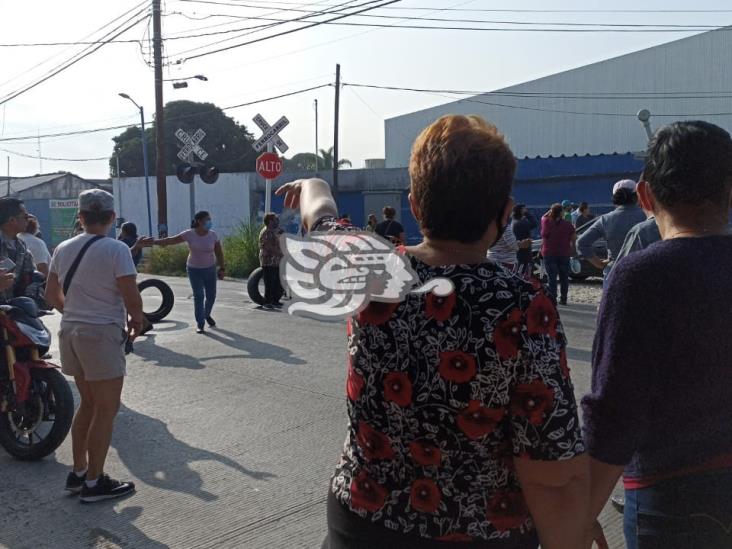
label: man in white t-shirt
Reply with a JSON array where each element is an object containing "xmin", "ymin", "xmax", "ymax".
[
  {"xmin": 45, "ymin": 189, "xmax": 144, "ymax": 503},
  {"xmin": 18, "ymin": 215, "xmax": 51, "ymax": 277}
]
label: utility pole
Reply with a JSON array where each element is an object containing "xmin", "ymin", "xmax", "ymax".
[
  {"xmin": 314, "ymin": 99, "xmax": 319, "ymax": 176},
  {"xmin": 333, "ymin": 64, "xmax": 341, "ymax": 197},
  {"xmin": 37, "ymin": 132, "xmax": 42, "ymax": 173},
  {"xmin": 152, "ymin": 0, "xmax": 168, "ymax": 237}
]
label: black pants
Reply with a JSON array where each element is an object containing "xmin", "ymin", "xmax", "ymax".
[
  {"xmin": 262, "ymin": 265, "xmax": 283, "ymax": 305},
  {"xmin": 323, "ymin": 492, "xmax": 539, "ymax": 549}
]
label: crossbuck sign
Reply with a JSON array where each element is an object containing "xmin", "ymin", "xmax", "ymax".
[
  {"xmin": 252, "ymin": 114, "xmax": 289, "ymax": 154},
  {"xmin": 175, "ymin": 128, "xmax": 208, "ymax": 161}
]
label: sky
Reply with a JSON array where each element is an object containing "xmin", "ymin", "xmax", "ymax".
[{"xmin": 1, "ymin": 0, "xmax": 731, "ymax": 178}]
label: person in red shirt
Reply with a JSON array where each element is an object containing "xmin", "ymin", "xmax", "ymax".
[{"xmin": 540, "ymin": 204, "xmax": 576, "ymax": 305}]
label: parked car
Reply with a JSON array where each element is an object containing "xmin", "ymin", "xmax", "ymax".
[{"xmin": 531, "ymin": 218, "xmax": 606, "ymax": 280}]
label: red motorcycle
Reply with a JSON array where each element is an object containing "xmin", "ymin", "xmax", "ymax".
[{"xmin": 0, "ymin": 297, "xmax": 73, "ymax": 460}]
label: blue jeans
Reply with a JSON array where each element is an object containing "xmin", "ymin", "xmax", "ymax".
[
  {"xmin": 624, "ymin": 470, "xmax": 732, "ymax": 549},
  {"xmin": 543, "ymin": 256, "xmax": 570, "ymax": 302},
  {"xmin": 187, "ymin": 265, "xmax": 217, "ymax": 328}
]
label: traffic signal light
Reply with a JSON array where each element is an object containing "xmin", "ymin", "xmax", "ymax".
[
  {"xmin": 176, "ymin": 163, "xmax": 195, "ymax": 184},
  {"xmin": 199, "ymin": 165, "xmax": 219, "ymax": 184}
]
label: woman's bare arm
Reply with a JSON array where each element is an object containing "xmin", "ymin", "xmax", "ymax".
[{"xmin": 515, "ymin": 454, "xmax": 590, "ymax": 549}]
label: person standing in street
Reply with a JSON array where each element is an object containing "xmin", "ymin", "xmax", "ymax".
[
  {"xmin": 45, "ymin": 189, "xmax": 143, "ymax": 502},
  {"xmin": 374, "ymin": 206, "xmax": 405, "ymax": 245},
  {"xmin": 364, "ymin": 213, "xmax": 378, "ymax": 232},
  {"xmin": 0, "ymin": 198, "xmax": 38, "ymax": 302},
  {"xmin": 541, "ymin": 203, "xmax": 576, "ymax": 305},
  {"xmin": 561, "ymin": 200, "xmax": 573, "ymax": 222},
  {"xmin": 18, "ymin": 215, "xmax": 51, "ymax": 278},
  {"xmin": 574, "ymin": 202, "xmax": 595, "ymax": 229},
  {"xmin": 511, "ymin": 204, "xmax": 538, "ymax": 278},
  {"xmin": 583, "ymin": 120, "xmax": 732, "ymax": 549},
  {"xmin": 259, "ymin": 213, "xmax": 284, "ymax": 310},
  {"xmin": 487, "ymin": 207, "xmax": 532, "ymax": 273},
  {"xmin": 278, "ymin": 114, "xmax": 590, "ymax": 549},
  {"xmin": 117, "ymin": 222, "xmax": 148, "ymax": 269},
  {"xmin": 150, "ymin": 211, "xmax": 225, "ymax": 333},
  {"xmin": 576, "ymin": 180, "xmax": 646, "ymax": 285}
]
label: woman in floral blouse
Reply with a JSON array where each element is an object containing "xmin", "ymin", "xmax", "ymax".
[
  {"xmin": 277, "ymin": 115, "xmax": 589, "ymax": 549},
  {"xmin": 258, "ymin": 212, "xmax": 284, "ymax": 310}
]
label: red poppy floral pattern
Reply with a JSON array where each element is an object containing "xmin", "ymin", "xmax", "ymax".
[
  {"xmin": 350, "ymin": 470, "xmax": 388, "ymax": 512},
  {"xmin": 410, "ymin": 478, "xmax": 442, "ymax": 514},
  {"xmin": 409, "ymin": 439, "xmax": 442, "ymax": 466},
  {"xmin": 383, "ymin": 372, "xmax": 412, "ymax": 407},
  {"xmin": 346, "ymin": 362, "xmax": 365, "ymax": 401},
  {"xmin": 510, "ymin": 381, "xmax": 556, "ymax": 426},
  {"xmin": 486, "ymin": 491, "xmax": 531, "ymax": 532},
  {"xmin": 456, "ymin": 401, "xmax": 506, "ymax": 440},
  {"xmin": 425, "ymin": 290, "xmax": 457, "ymax": 322},
  {"xmin": 438, "ymin": 350, "xmax": 477, "ymax": 383},
  {"xmin": 494, "ymin": 309, "xmax": 523, "ymax": 359},
  {"xmin": 356, "ymin": 421, "xmax": 395, "ymax": 461},
  {"xmin": 315, "ymin": 219, "xmax": 584, "ymax": 543}
]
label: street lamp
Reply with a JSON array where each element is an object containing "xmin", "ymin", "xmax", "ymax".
[
  {"xmin": 168, "ymin": 74, "xmax": 208, "ymax": 89},
  {"xmin": 637, "ymin": 109, "xmax": 654, "ymax": 140},
  {"xmin": 118, "ymin": 93, "xmax": 153, "ymax": 237}
]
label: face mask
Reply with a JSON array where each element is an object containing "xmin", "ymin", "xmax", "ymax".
[{"xmin": 203, "ymin": 220, "xmax": 213, "ymax": 230}]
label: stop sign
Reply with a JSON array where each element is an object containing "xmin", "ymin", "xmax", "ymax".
[{"xmin": 256, "ymin": 152, "xmax": 283, "ymax": 180}]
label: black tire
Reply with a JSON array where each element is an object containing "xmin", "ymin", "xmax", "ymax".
[
  {"xmin": 138, "ymin": 278, "xmax": 175, "ymax": 323},
  {"xmin": 0, "ymin": 368, "xmax": 74, "ymax": 461},
  {"xmin": 247, "ymin": 267, "xmax": 266, "ymax": 306}
]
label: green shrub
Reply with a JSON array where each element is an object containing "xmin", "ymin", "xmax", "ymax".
[
  {"xmin": 223, "ymin": 223, "xmax": 262, "ymax": 278},
  {"xmin": 143, "ymin": 245, "xmax": 188, "ymax": 276},
  {"xmin": 143, "ymin": 223, "xmax": 263, "ymax": 278}
]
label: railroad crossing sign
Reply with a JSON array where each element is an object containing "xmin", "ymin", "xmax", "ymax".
[
  {"xmin": 175, "ymin": 128, "xmax": 208, "ymax": 161},
  {"xmin": 252, "ymin": 114, "xmax": 289, "ymax": 154}
]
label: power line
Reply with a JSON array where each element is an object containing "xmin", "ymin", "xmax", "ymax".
[
  {"xmin": 205, "ymin": 1, "xmax": 732, "ymax": 13},
  {"xmin": 343, "ymin": 82, "xmax": 732, "ymax": 117},
  {"xmin": 343, "ymin": 83, "xmax": 732, "ymax": 101},
  {"xmin": 0, "ymin": 82, "xmax": 332, "ymax": 143},
  {"xmin": 167, "ymin": 0, "xmax": 368, "ymax": 60},
  {"xmin": 0, "ymin": 146, "xmax": 109, "ymax": 162},
  {"xmin": 180, "ymin": 0, "xmax": 403, "ymax": 62},
  {"xmin": 167, "ymin": 4, "xmax": 728, "ymax": 29},
  {"xmin": 0, "ymin": 13, "xmax": 149, "ymax": 106}
]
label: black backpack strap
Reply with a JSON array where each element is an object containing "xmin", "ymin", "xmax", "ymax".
[{"xmin": 63, "ymin": 235, "xmax": 105, "ymax": 296}]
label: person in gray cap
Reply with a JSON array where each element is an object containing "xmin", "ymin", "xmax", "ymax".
[
  {"xmin": 576, "ymin": 179, "xmax": 646, "ymax": 285},
  {"xmin": 45, "ymin": 189, "xmax": 144, "ymax": 503}
]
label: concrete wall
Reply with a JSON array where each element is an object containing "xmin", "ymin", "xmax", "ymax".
[
  {"xmin": 386, "ymin": 29, "xmax": 732, "ymax": 167},
  {"xmin": 113, "ymin": 173, "xmax": 251, "ymax": 238},
  {"xmin": 113, "ymin": 154, "xmax": 642, "ymax": 243}
]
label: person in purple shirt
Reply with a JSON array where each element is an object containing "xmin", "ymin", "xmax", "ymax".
[
  {"xmin": 151, "ymin": 211, "xmax": 226, "ymax": 333},
  {"xmin": 583, "ymin": 120, "xmax": 732, "ymax": 549}
]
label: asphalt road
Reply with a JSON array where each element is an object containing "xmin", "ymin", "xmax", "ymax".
[{"xmin": 0, "ymin": 276, "xmax": 624, "ymax": 549}]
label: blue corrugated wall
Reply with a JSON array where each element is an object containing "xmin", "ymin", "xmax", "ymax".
[{"xmin": 257, "ymin": 153, "xmax": 644, "ymax": 243}]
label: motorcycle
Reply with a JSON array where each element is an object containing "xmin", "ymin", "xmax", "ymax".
[{"xmin": 0, "ymin": 296, "xmax": 73, "ymax": 460}]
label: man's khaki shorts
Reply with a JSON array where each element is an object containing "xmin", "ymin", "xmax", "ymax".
[{"xmin": 59, "ymin": 321, "xmax": 127, "ymax": 381}]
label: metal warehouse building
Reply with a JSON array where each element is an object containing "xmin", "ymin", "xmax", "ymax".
[{"xmin": 385, "ymin": 29, "xmax": 732, "ymax": 168}]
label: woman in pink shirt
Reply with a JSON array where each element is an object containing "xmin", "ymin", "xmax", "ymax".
[
  {"xmin": 152, "ymin": 211, "xmax": 225, "ymax": 333},
  {"xmin": 540, "ymin": 204, "xmax": 576, "ymax": 306}
]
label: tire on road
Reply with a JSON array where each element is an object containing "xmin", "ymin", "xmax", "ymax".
[
  {"xmin": 0, "ymin": 368, "xmax": 74, "ymax": 461},
  {"xmin": 247, "ymin": 267, "xmax": 266, "ymax": 306},
  {"xmin": 138, "ymin": 278, "xmax": 175, "ymax": 323}
]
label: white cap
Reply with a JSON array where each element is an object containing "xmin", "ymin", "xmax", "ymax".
[
  {"xmin": 612, "ymin": 179, "xmax": 637, "ymax": 195},
  {"xmin": 79, "ymin": 189, "xmax": 114, "ymax": 212}
]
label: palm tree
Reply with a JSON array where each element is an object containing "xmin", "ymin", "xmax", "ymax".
[
  {"xmin": 283, "ymin": 147, "xmax": 352, "ymax": 172},
  {"xmin": 318, "ymin": 147, "xmax": 352, "ymax": 169}
]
